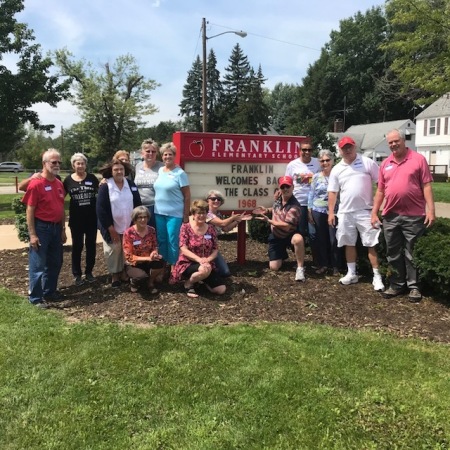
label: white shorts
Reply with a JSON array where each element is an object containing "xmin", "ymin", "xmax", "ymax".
[{"xmin": 336, "ymin": 210, "xmax": 380, "ymax": 247}]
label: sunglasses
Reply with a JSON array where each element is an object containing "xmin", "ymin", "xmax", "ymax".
[
  {"xmin": 144, "ymin": 150, "xmax": 157, "ymax": 154},
  {"xmin": 320, "ymin": 159, "xmax": 331, "ymax": 163},
  {"xmin": 208, "ymin": 197, "xmax": 223, "ymax": 202},
  {"xmin": 280, "ymin": 185, "xmax": 291, "ymax": 190},
  {"xmin": 301, "ymin": 148, "xmax": 313, "ymax": 152}
]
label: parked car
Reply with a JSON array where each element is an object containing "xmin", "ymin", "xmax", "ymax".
[{"xmin": 0, "ymin": 162, "xmax": 24, "ymax": 173}]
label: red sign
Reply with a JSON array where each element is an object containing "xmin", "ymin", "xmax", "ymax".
[
  {"xmin": 173, "ymin": 132, "xmax": 307, "ymax": 212},
  {"xmin": 173, "ymin": 132, "xmax": 308, "ymax": 164}
]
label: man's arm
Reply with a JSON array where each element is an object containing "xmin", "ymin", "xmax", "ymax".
[
  {"xmin": 26, "ymin": 205, "xmax": 39, "ymax": 249},
  {"xmin": 371, "ymin": 188, "xmax": 385, "ymax": 227},
  {"xmin": 327, "ymin": 191, "xmax": 338, "ymax": 226},
  {"xmin": 423, "ymin": 182, "xmax": 436, "ymax": 227}
]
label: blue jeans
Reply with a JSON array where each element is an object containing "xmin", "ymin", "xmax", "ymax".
[
  {"xmin": 28, "ymin": 219, "xmax": 63, "ymax": 303},
  {"xmin": 214, "ymin": 252, "xmax": 231, "ymax": 277},
  {"xmin": 155, "ymin": 214, "xmax": 183, "ymax": 265}
]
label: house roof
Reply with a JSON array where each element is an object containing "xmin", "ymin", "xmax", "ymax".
[
  {"xmin": 416, "ymin": 93, "xmax": 450, "ymax": 119},
  {"xmin": 338, "ymin": 119, "xmax": 415, "ymax": 151}
]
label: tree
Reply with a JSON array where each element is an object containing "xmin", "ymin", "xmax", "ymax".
[
  {"xmin": 179, "ymin": 55, "xmax": 202, "ymax": 131},
  {"xmin": 383, "ymin": 0, "xmax": 450, "ymax": 104},
  {"xmin": 205, "ymin": 50, "xmax": 224, "ymax": 132},
  {"xmin": 54, "ymin": 50, "xmax": 159, "ymax": 161},
  {"xmin": 16, "ymin": 128, "xmax": 55, "ymax": 169},
  {"xmin": 0, "ymin": 0, "xmax": 70, "ymax": 154},
  {"xmin": 266, "ymin": 83, "xmax": 298, "ymax": 134}
]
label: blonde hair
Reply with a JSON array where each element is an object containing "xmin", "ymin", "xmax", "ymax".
[
  {"xmin": 190, "ymin": 199, "xmax": 208, "ymax": 215},
  {"xmin": 160, "ymin": 142, "xmax": 177, "ymax": 157}
]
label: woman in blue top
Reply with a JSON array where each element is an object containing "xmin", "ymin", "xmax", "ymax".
[
  {"xmin": 307, "ymin": 149, "xmax": 344, "ymax": 275},
  {"xmin": 154, "ymin": 142, "xmax": 191, "ymax": 266}
]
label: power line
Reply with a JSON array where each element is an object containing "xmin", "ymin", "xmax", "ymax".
[{"xmin": 209, "ymin": 22, "xmax": 321, "ymax": 52}]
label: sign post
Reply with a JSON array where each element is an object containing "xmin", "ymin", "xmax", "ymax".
[{"xmin": 173, "ymin": 132, "xmax": 307, "ymax": 263}]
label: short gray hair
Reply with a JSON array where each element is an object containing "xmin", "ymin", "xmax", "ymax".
[
  {"xmin": 70, "ymin": 152, "xmax": 87, "ymax": 166},
  {"xmin": 318, "ymin": 149, "xmax": 334, "ymax": 161},
  {"xmin": 205, "ymin": 189, "xmax": 224, "ymax": 205},
  {"xmin": 131, "ymin": 205, "xmax": 150, "ymax": 223},
  {"xmin": 386, "ymin": 128, "xmax": 405, "ymax": 141},
  {"xmin": 42, "ymin": 148, "xmax": 60, "ymax": 162}
]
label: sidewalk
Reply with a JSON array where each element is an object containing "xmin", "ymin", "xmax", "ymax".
[
  {"xmin": 0, "ymin": 223, "xmax": 103, "ymax": 250},
  {"xmin": 1, "ymin": 204, "xmax": 449, "ymax": 250}
]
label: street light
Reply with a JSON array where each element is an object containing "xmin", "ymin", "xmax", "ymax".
[{"xmin": 202, "ymin": 17, "xmax": 247, "ymax": 132}]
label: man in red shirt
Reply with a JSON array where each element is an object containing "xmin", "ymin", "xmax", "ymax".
[
  {"xmin": 22, "ymin": 149, "xmax": 67, "ymax": 308},
  {"xmin": 371, "ymin": 129, "xmax": 435, "ymax": 302}
]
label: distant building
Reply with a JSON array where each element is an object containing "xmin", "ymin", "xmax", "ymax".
[
  {"xmin": 415, "ymin": 93, "xmax": 450, "ymax": 177},
  {"xmin": 328, "ymin": 119, "xmax": 416, "ymax": 163}
]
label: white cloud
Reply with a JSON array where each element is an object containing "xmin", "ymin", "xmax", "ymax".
[{"xmin": 18, "ymin": 0, "xmax": 386, "ymax": 132}]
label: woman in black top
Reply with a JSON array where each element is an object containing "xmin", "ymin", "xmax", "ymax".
[{"xmin": 63, "ymin": 153, "xmax": 99, "ymax": 285}]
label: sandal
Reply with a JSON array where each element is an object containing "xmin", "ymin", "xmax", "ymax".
[
  {"xmin": 130, "ymin": 279, "xmax": 138, "ymax": 293},
  {"xmin": 185, "ymin": 285, "xmax": 198, "ymax": 298}
]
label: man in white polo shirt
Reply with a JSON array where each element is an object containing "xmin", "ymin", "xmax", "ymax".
[{"xmin": 327, "ymin": 136, "xmax": 384, "ymax": 291}]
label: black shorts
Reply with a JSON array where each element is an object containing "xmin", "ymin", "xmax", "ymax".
[
  {"xmin": 183, "ymin": 263, "xmax": 224, "ymax": 288},
  {"xmin": 268, "ymin": 233, "xmax": 294, "ymax": 261}
]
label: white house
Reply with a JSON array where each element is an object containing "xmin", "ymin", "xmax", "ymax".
[
  {"xmin": 415, "ymin": 94, "xmax": 450, "ymax": 178},
  {"xmin": 329, "ymin": 119, "xmax": 416, "ymax": 162}
]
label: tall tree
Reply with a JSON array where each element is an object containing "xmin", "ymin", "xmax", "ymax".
[
  {"xmin": 0, "ymin": 0, "xmax": 70, "ymax": 154},
  {"xmin": 205, "ymin": 49, "xmax": 223, "ymax": 132},
  {"xmin": 54, "ymin": 50, "xmax": 159, "ymax": 161},
  {"xmin": 179, "ymin": 55, "xmax": 202, "ymax": 131},
  {"xmin": 383, "ymin": 0, "xmax": 450, "ymax": 103},
  {"xmin": 16, "ymin": 127, "xmax": 55, "ymax": 169}
]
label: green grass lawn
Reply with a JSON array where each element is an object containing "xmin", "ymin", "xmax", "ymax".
[
  {"xmin": 1, "ymin": 288, "xmax": 449, "ymax": 449},
  {"xmin": 432, "ymin": 181, "xmax": 450, "ymax": 202}
]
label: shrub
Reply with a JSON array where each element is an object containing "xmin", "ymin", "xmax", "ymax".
[
  {"xmin": 413, "ymin": 218, "xmax": 450, "ymax": 297},
  {"xmin": 248, "ymin": 216, "xmax": 271, "ymax": 243},
  {"xmin": 12, "ymin": 197, "xmax": 29, "ymax": 243}
]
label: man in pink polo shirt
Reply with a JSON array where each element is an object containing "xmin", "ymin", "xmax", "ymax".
[{"xmin": 371, "ymin": 129, "xmax": 435, "ymax": 302}]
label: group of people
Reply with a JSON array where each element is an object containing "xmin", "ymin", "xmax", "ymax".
[
  {"xmin": 260, "ymin": 129, "xmax": 435, "ymax": 303},
  {"xmin": 21, "ymin": 141, "xmax": 250, "ymax": 307},
  {"xmin": 21, "ymin": 128, "xmax": 435, "ymax": 308}
]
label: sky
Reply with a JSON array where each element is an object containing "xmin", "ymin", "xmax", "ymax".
[{"xmin": 18, "ymin": 0, "xmax": 386, "ymax": 134}]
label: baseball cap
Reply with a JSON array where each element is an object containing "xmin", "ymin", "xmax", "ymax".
[
  {"xmin": 338, "ymin": 136, "xmax": 356, "ymax": 148},
  {"xmin": 278, "ymin": 176, "xmax": 293, "ymax": 187}
]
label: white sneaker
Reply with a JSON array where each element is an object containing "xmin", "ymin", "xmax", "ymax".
[
  {"xmin": 295, "ymin": 267, "xmax": 305, "ymax": 282},
  {"xmin": 372, "ymin": 274, "xmax": 385, "ymax": 292},
  {"xmin": 339, "ymin": 272, "xmax": 358, "ymax": 285}
]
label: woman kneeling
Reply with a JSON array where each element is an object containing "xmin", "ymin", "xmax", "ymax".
[
  {"xmin": 172, "ymin": 200, "xmax": 226, "ymax": 298},
  {"xmin": 123, "ymin": 206, "xmax": 164, "ymax": 294}
]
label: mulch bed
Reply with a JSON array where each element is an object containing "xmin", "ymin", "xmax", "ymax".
[{"xmin": 1, "ymin": 234, "xmax": 449, "ymax": 343}]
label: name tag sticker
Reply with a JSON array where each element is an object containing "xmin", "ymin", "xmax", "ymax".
[
  {"xmin": 133, "ymin": 240, "xmax": 142, "ymax": 246},
  {"xmin": 44, "ymin": 186, "xmax": 52, "ymax": 191},
  {"xmin": 131, "ymin": 186, "xmax": 138, "ymax": 191},
  {"xmin": 85, "ymin": 181, "xmax": 93, "ymax": 185},
  {"xmin": 385, "ymin": 165, "xmax": 393, "ymax": 171},
  {"xmin": 204, "ymin": 234, "xmax": 212, "ymax": 240}
]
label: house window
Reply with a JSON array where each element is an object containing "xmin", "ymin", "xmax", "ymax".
[{"xmin": 429, "ymin": 119, "xmax": 436, "ymax": 135}]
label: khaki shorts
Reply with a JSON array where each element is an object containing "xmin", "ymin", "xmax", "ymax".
[{"xmin": 336, "ymin": 210, "xmax": 380, "ymax": 247}]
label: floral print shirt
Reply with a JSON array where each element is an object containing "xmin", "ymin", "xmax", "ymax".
[{"xmin": 171, "ymin": 222, "xmax": 218, "ymax": 281}]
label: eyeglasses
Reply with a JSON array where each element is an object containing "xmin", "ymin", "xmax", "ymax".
[
  {"xmin": 320, "ymin": 159, "xmax": 331, "ymax": 163},
  {"xmin": 46, "ymin": 160, "xmax": 61, "ymax": 165},
  {"xmin": 301, "ymin": 148, "xmax": 313, "ymax": 152},
  {"xmin": 280, "ymin": 185, "xmax": 291, "ymax": 190},
  {"xmin": 144, "ymin": 150, "xmax": 157, "ymax": 154},
  {"xmin": 208, "ymin": 197, "xmax": 223, "ymax": 202},
  {"xmin": 137, "ymin": 215, "xmax": 148, "ymax": 220}
]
